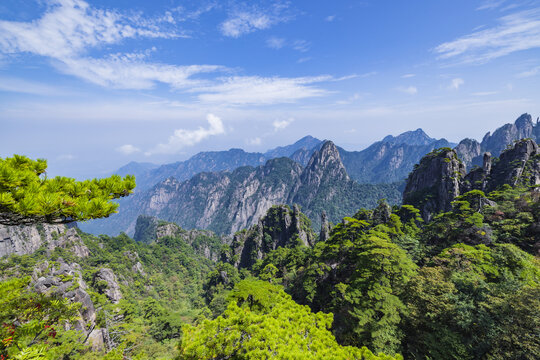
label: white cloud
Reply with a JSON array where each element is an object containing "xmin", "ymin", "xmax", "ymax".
[
  {"xmin": 292, "ymin": 40, "xmax": 310, "ymax": 52},
  {"xmin": 117, "ymin": 144, "xmax": 141, "ymax": 155},
  {"xmin": 193, "ymin": 76, "xmax": 331, "ymax": 105},
  {"xmin": 435, "ymin": 9, "xmax": 540, "ymax": 64},
  {"xmin": 449, "ymin": 78, "xmax": 464, "ymax": 90},
  {"xmin": 0, "ymin": 0, "xmax": 224, "ymax": 90},
  {"xmin": 266, "ymin": 37, "xmax": 285, "ymax": 49},
  {"xmin": 220, "ymin": 3, "xmax": 291, "ymax": 38},
  {"xmin": 401, "ymin": 73, "xmax": 416, "ymax": 78},
  {"xmin": 273, "ymin": 118, "xmax": 293, "ymax": 131},
  {"xmin": 477, "ymin": 0, "xmax": 507, "ymax": 10},
  {"xmin": 0, "ymin": 0, "xmax": 179, "ymax": 59},
  {"xmin": 397, "ymin": 86, "xmax": 418, "ymax": 95},
  {"xmin": 517, "ymin": 65, "xmax": 540, "ymax": 77},
  {"xmin": 59, "ymin": 55, "xmax": 223, "ymax": 89},
  {"xmin": 325, "ymin": 15, "xmax": 336, "ymax": 22},
  {"xmin": 248, "ymin": 137, "xmax": 262, "ymax": 145},
  {"xmin": 147, "ymin": 114, "xmax": 225, "ymax": 155}
]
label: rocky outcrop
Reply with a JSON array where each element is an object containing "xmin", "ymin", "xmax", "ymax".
[
  {"xmin": 32, "ymin": 259, "xmax": 98, "ymax": 341},
  {"xmin": 133, "ymin": 215, "xmax": 224, "ymax": 261},
  {"xmin": 0, "ymin": 224, "xmax": 89, "ymax": 259},
  {"xmin": 403, "ymin": 148, "xmax": 466, "ymax": 221},
  {"xmin": 481, "ymin": 113, "xmax": 536, "ymax": 157},
  {"xmin": 405, "ymin": 139, "xmax": 540, "ymax": 220},
  {"xmin": 319, "ymin": 211, "xmax": 331, "ymax": 242},
  {"xmin": 486, "ymin": 139, "xmax": 540, "ymax": 191},
  {"xmin": 455, "ymin": 138, "xmax": 482, "ymax": 169},
  {"xmin": 93, "ymin": 268, "xmax": 122, "ymax": 303},
  {"xmin": 228, "ymin": 205, "xmax": 315, "ymax": 269}
]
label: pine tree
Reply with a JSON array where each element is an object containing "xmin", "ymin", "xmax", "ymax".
[{"xmin": 0, "ymin": 155, "xmax": 135, "ymax": 225}]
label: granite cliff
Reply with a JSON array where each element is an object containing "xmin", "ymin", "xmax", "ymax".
[{"xmin": 404, "ymin": 139, "xmax": 540, "ymax": 221}]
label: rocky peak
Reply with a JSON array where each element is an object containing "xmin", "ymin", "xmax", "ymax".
[
  {"xmin": 229, "ymin": 204, "xmax": 315, "ymax": 269},
  {"xmin": 403, "ymin": 148, "xmax": 466, "ymax": 221},
  {"xmin": 455, "ymin": 138, "xmax": 482, "ymax": 169},
  {"xmin": 301, "ymin": 140, "xmax": 349, "ymax": 185},
  {"xmin": 486, "ymin": 139, "xmax": 540, "ymax": 191},
  {"xmin": 382, "ymin": 128, "xmax": 436, "ymax": 146},
  {"xmin": 481, "ymin": 113, "xmax": 536, "ymax": 156}
]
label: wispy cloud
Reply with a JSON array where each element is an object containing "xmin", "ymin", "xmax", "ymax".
[
  {"xmin": 0, "ymin": 0, "xmax": 223, "ymax": 90},
  {"xmin": 59, "ymin": 55, "xmax": 223, "ymax": 89},
  {"xmin": 266, "ymin": 37, "xmax": 285, "ymax": 49},
  {"xmin": 0, "ymin": 0, "xmax": 179, "ymax": 59},
  {"xmin": 292, "ymin": 40, "xmax": 310, "ymax": 52},
  {"xmin": 435, "ymin": 9, "xmax": 540, "ymax": 64},
  {"xmin": 517, "ymin": 65, "xmax": 540, "ymax": 77},
  {"xmin": 147, "ymin": 114, "xmax": 225, "ymax": 155},
  {"xmin": 247, "ymin": 137, "xmax": 262, "ymax": 145},
  {"xmin": 0, "ymin": 77, "xmax": 73, "ymax": 96},
  {"xmin": 273, "ymin": 118, "xmax": 293, "ymax": 131},
  {"xmin": 193, "ymin": 76, "xmax": 331, "ymax": 105},
  {"xmin": 220, "ymin": 2, "xmax": 291, "ymax": 37},
  {"xmin": 477, "ymin": 0, "xmax": 507, "ymax": 10},
  {"xmin": 117, "ymin": 144, "xmax": 141, "ymax": 155},
  {"xmin": 401, "ymin": 73, "xmax": 416, "ymax": 78},
  {"xmin": 266, "ymin": 37, "xmax": 310, "ymax": 52},
  {"xmin": 325, "ymin": 15, "xmax": 336, "ymax": 22},
  {"xmin": 449, "ymin": 78, "xmax": 464, "ymax": 90},
  {"xmin": 397, "ymin": 86, "xmax": 418, "ymax": 95}
]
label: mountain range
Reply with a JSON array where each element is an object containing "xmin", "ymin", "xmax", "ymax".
[{"xmin": 80, "ymin": 113, "xmax": 539, "ymax": 237}]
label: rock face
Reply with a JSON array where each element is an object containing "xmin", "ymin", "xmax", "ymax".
[
  {"xmin": 457, "ymin": 113, "xmax": 540, "ymax": 170},
  {"xmin": 133, "ymin": 215, "xmax": 224, "ymax": 261},
  {"xmin": 455, "ymin": 138, "xmax": 482, "ymax": 168},
  {"xmin": 32, "ymin": 259, "xmax": 99, "ymax": 341},
  {"xmin": 93, "ymin": 268, "xmax": 122, "ymax": 303},
  {"xmin": 319, "ymin": 211, "xmax": 331, "ymax": 242},
  {"xmin": 227, "ymin": 205, "xmax": 315, "ymax": 269},
  {"xmin": 486, "ymin": 139, "xmax": 540, "ymax": 191},
  {"xmin": 405, "ymin": 139, "xmax": 540, "ymax": 220},
  {"xmin": 0, "ymin": 224, "xmax": 89, "ymax": 259},
  {"xmin": 85, "ymin": 141, "xmax": 402, "ymax": 236},
  {"xmin": 403, "ymin": 148, "xmax": 466, "ymax": 221}
]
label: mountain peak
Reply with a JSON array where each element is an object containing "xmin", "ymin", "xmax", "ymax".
[
  {"xmin": 382, "ymin": 128, "xmax": 435, "ymax": 146},
  {"xmin": 302, "ymin": 140, "xmax": 349, "ymax": 183},
  {"xmin": 264, "ymin": 135, "xmax": 322, "ymax": 159}
]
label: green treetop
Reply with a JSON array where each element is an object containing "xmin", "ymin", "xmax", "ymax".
[
  {"xmin": 0, "ymin": 155, "xmax": 135, "ymax": 226},
  {"xmin": 179, "ymin": 279, "xmax": 401, "ymax": 360}
]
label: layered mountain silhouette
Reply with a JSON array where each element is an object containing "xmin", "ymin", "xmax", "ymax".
[
  {"xmin": 83, "ymin": 142, "xmax": 402, "ymax": 236},
  {"xmin": 80, "ymin": 113, "xmax": 539, "ymax": 237}
]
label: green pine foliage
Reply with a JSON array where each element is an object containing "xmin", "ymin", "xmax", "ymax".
[
  {"xmin": 179, "ymin": 279, "xmax": 401, "ymax": 360},
  {"xmin": 0, "ymin": 155, "xmax": 135, "ymax": 226}
]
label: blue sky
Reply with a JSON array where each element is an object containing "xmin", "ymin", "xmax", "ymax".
[{"xmin": 1, "ymin": 0, "xmax": 540, "ymax": 179}]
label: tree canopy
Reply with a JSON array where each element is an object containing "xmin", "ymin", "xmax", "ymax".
[{"xmin": 0, "ymin": 155, "xmax": 136, "ymax": 226}]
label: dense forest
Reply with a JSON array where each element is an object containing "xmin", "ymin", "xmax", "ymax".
[{"xmin": 1, "ymin": 140, "xmax": 539, "ymax": 359}]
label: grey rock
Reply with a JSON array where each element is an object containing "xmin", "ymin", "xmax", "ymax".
[
  {"xmin": 93, "ymin": 268, "xmax": 122, "ymax": 303},
  {"xmin": 0, "ymin": 224, "xmax": 89, "ymax": 259},
  {"xmin": 403, "ymin": 148, "xmax": 466, "ymax": 221}
]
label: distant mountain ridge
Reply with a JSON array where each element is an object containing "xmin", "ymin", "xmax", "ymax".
[
  {"xmin": 132, "ymin": 136, "xmax": 322, "ymax": 191},
  {"xmin": 84, "ymin": 141, "xmax": 402, "ymax": 236}
]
